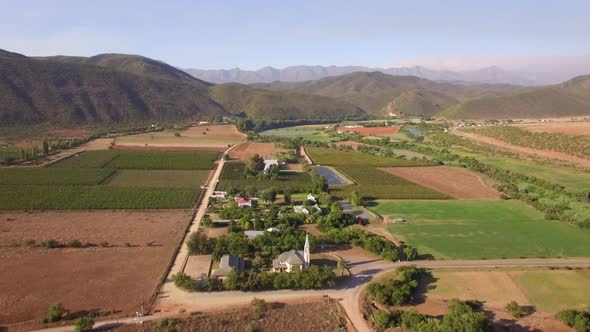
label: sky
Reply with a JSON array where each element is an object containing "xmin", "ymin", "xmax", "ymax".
[{"xmin": 1, "ymin": 0, "xmax": 590, "ymax": 70}]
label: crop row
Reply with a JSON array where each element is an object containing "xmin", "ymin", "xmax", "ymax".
[
  {"xmin": 331, "ymin": 166, "xmax": 449, "ymax": 200},
  {"xmin": 51, "ymin": 151, "xmax": 121, "ymax": 168},
  {"xmin": 0, "ymin": 168, "xmax": 115, "ymax": 186},
  {"xmin": 0, "ymin": 185, "xmax": 199, "ymax": 210},
  {"xmin": 307, "ymin": 147, "xmax": 433, "ymax": 167}
]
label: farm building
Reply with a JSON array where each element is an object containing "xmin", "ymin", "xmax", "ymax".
[
  {"xmin": 211, "ymin": 255, "xmax": 245, "ymax": 278},
  {"xmin": 235, "ymin": 197, "xmax": 252, "ymax": 208},
  {"xmin": 211, "ymin": 191, "xmax": 227, "ymax": 198},
  {"xmin": 294, "ymin": 205, "xmax": 311, "ymax": 215},
  {"xmin": 263, "ymin": 159, "xmax": 279, "ymax": 174},
  {"xmin": 244, "ymin": 230, "xmax": 264, "ymax": 239},
  {"xmin": 272, "ymin": 234, "xmax": 310, "ymax": 273}
]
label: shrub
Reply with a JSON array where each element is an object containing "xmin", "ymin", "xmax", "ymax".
[
  {"xmin": 100, "ymin": 241, "xmax": 109, "ymax": 248},
  {"xmin": 172, "ymin": 272, "xmax": 195, "ymax": 291},
  {"xmin": 24, "ymin": 239, "xmax": 36, "ymax": 247},
  {"xmin": 74, "ymin": 316, "xmax": 94, "ymax": 332},
  {"xmin": 67, "ymin": 239, "xmax": 82, "ymax": 248},
  {"xmin": 505, "ymin": 301, "xmax": 526, "ymax": 318},
  {"xmin": 123, "ymin": 242, "xmax": 131, "ymax": 247},
  {"xmin": 251, "ymin": 298, "xmax": 267, "ymax": 319},
  {"xmin": 40, "ymin": 239, "xmax": 60, "ymax": 249},
  {"xmin": 373, "ymin": 309, "xmax": 393, "ymax": 330},
  {"xmin": 558, "ymin": 309, "xmax": 590, "ymax": 332},
  {"xmin": 368, "ymin": 267, "xmax": 422, "ymax": 306},
  {"xmin": 45, "ymin": 303, "xmax": 65, "ymax": 323}
]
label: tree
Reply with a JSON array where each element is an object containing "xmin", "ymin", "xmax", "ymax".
[
  {"xmin": 442, "ymin": 299, "xmax": 488, "ymax": 332},
  {"xmin": 283, "ymin": 191, "xmax": 292, "ymax": 205},
  {"xmin": 403, "ymin": 246, "xmax": 418, "ymax": 261},
  {"xmin": 337, "ymin": 258, "xmax": 347, "ymax": 277},
  {"xmin": 186, "ymin": 231, "xmax": 212, "ymax": 255},
  {"xmin": 45, "ymin": 303, "xmax": 65, "ymax": 323},
  {"xmin": 172, "ymin": 272, "xmax": 195, "ymax": 291},
  {"xmin": 260, "ymin": 188, "xmax": 277, "ymax": 204},
  {"xmin": 251, "ymin": 298, "xmax": 267, "ymax": 319},
  {"xmin": 225, "ymin": 268, "xmax": 239, "ymax": 290},
  {"xmin": 349, "ymin": 191, "xmax": 364, "ymax": 207},
  {"xmin": 310, "ymin": 173, "xmax": 328, "ymax": 193},
  {"xmin": 245, "ymin": 154, "xmax": 265, "ymax": 177},
  {"xmin": 74, "ymin": 316, "xmax": 94, "ymax": 332},
  {"xmin": 42, "ymin": 141, "xmax": 49, "ymax": 155},
  {"xmin": 268, "ymin": 164, "xmax": 280, "ymax": 180},
  {"xmin": 373, "ymin": 309, "xmax": 393, "ymax": 330}
]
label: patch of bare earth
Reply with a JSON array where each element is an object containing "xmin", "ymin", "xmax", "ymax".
[
  {"xmin": 380, "ymin": 166, "xmax": 501, "ymax": 199},
  {"xmin": 458, "ymin": 130, "xmax": 590, "ymax": 168},
  {"xmin": 0, "ymin": 210, "xmax": 191, "ymax": 331},
  {"xmin": 114, "ymin": 125, "xmax": 245, "ymax": 149},
  {"xmin": 228, "ymin": 142, "xmax": 288, "ymax": 161},
  {"xmin": 47, "ymin": 129, "xmax": 92, "ymax": 138},
  {"xmin": 110, "ymin": 298, "xmax": 352, "ymax": 332},
  {"xmin": 337, "ymin": 126, "xmax": 400, "ymax": 136}
]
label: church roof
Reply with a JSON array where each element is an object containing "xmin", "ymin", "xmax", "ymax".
[{"xmin": 276, "ymin": 250, "xmax": 305, "ymax": 266}]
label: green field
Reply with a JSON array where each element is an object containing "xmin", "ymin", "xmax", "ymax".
[
  {"xmin": 218, "ymin": 162, "xmax": 312, "ymax": 192},
  {"xmin": 331, "ymin": 166, "xmax": 448, "ymax": 200},
  {"xmin": 0, "ymin": 185, "xmax": 197, "ymax": 210},
  {"xmin": 260, "ymin": 125, "xmax": 339, "ymax": 142},
  {"xmin": 370, "ymin": 200, "xmax": 590, "ymax": 259},
  {"xmin": 510, "ymin": 270, "xmax": 590, "ymax": 312},
  {"xmin": 0, "ymin": 168, "xmax": 115, "ymax": 185},
  {"xmin": 307, "ymin": 147, "xmax": 433, "ymax": 167},
  {"xmin": 51, "ymin": 150, "xmax": 120, "ymax": 168},
  {"xmin": 105, "ymin": 151, "xmax": 218, "ymax": 170},
  {"xmin": 107, "ymin": 170, "xmax": 210, "ymax": 187}
]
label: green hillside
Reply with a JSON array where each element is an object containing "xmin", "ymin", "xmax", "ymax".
[
  {"xmin": 254, "ymin": 71, "xmax": 519, "ymax": 116},
  {"xmin": 0, "ymin": 49, "xmax": 367, "ymax": 127},
  {"xmin": 441, "ymin": 74, "xmax": 590, "ymax": 119},
  {"xmin": 208, "ymin": 83, "xmax": 366, "ymax": 121}
]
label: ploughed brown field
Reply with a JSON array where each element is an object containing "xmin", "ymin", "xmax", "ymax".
[
  {"xmin": 228, "ymin": 142, "xmax": 288, "ymax": 161},
  {"xmin": 516, "ymin": 122, "xmax": 590, "ymax": 136},
  {"xmin": 337, "ymin": 126, "xmax": 400, "ymax": 136},
  {"xmin": 113, "ymin": 125, "xmax": 245, "ymax": 150},
  {"xmin": 380, "ymin": 166, "xmax": 501, "ymax": 199},
  {"xmin": 0, "ymin": 210, "xmax": 191, "ymax": 331},
  {"xmin": 111, "ymin": 298, "xmax": 351, "ymax": 332}
]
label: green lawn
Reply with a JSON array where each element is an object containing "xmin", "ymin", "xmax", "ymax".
[
  {"xmin": 307, "ymin": 147, "xmax": 434, "ymax": 167},
  {"xmin": 369, "ymin": 200, "xmax": 590, "ymax": 259},
  {"xmin": 511, "ymin": 270, "xmax": 590, "ymax": 312},
  {"xmin": 260, "ymin": 125, "xmax": 340, "ymax": 142},
  {"xmin": 107, "ymin": 170, "xmax": 210, "ymax": 187},
  {"xmin": 218, "ymin": 162, "xmax": 312, "ymax": 193}
]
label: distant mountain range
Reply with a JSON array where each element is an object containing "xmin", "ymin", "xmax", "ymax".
[
  {"xmin": 184, "ymin": 64, "xmax": 572, "ymax": 86},
  {"xmin": 2, "ymin": 48, "xmax": 590, "ymax": 127}
]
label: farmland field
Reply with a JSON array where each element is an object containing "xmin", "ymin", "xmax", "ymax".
[
  {"xmin": 516, "ymin": 121, "xmax": 590, "ymax": 136},
  {"xmin": 229, "ymin": 142, "xmax": 288, "ymax": 161},
  {"xmin": 0, "ymin": 210, "xmax": 191, "ymax": 330},
  {"xmin": 307, "ymin": 147, "xmax": 434, "ymax": 167},
  {"xmin": 0, "ymin": 185, "xmax": 198, "ymax": 210},
  {"xmin": 337, "ymin": 126, "xmax": 400, "ymax": 136},
  {"xmin": 114, "ymin": 124, "xmax": 245, "ymax": 149},
  {"xmin": 370, "ymin": 200, "xmax": 590, "ymax": 259},
  {"xmin": 423, "ymin": 268, "xmax": 590, "ymax": 314},
  {"xmin": 105, "ymin": 151, "xmax": 219, "ymax": 170},
  {"xmin": 331, "ymin": 166, "xmax": 448, "ymax": 200},
  {"xmin": 51, "ymin": 150, "xmax": 120, "ymax": 168},
  {"xmin": 0, "ymin": 168, "xmax": 115, "ymax": 185},
  {"xmin": 218, "ymin": 162, "xmax": 312, "ymax": 192},
  {"xmin": 260, "ymin": 124, "xmax": 339, "ymax": 142},
  {"xmin": 106, "ymin": 170, "xmax": 210, "ymax": 188}
]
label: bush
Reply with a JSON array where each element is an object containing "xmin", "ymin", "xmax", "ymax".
[
  {"xmin": 368, "ymin": 267, "xmax": 422, "ymax": 306},
  {"xmin": 67, "ymin": 239, "xmax": 82, "ymax": 248},
  {"xmin": 100, "ymin": 241, "xmax": 109, "ymax": 248},
  {"xmin": 505, "ymin": 301, "xmax": 526, "ymax": 318},
  {"xmin": 373, "ymin": 309, "xmax": 393, "ymax": 330},
  {"xmin": 251, "ymin": 298, "xmax": 267, "ymax": 319},
  {"xmin": 45, "ymin": 303, "xmax": 65, "ymax": 323},
  {"xmin": 74, "ymin": 316, "xmax": 94, "ymax": 332},
  {"xmin": 172, "ymin": 272, "xmax": 195, "ymax": 291},
  {"xmin": 559, "ymin": 309, "xmax": 590, "ymax": 332},
  {"xmin": 40, "ymin": 239, "xmax": 60, "ymax": 249}
]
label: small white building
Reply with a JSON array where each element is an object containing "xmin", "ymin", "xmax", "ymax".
[
  {"xmin": 294, "ymin": 205, "xmax": 311, "ymax": 215},
  {"xmin": 211, "ymin": 191, "xmax": 227, "ymax": 198},
  {"xmin": 307, "ymin": 193, "xmax": 317, "ymax": 204},
  {"xmin": 244, "ymin": 230, "xmax": 264, "ymax": 240},
  {"xmin": 263, "ymin": 159, "xmax": 279, "ymax": 174}
]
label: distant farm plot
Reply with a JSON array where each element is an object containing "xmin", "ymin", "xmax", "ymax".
[
  {"xmin": 51, "ymin": 150, "xmax": 120, "ymax": 168},
  {"xmin": 307, "ymin": 147, "xmax": 433, "ymax": 167},
  {"xmin": 260, "ymin": 124, "xmax": 339, "ymax": 142},
  {"xmin": 516, "ymin": 122, "xmax": 590, "ymax": 136},
  {"xmin": 337, "ymin": 126, "xmax": 400, "ymax": 136},
  {"xmin": 381, "ymin": 166, "xmax": 501, "ymax": 199},
  {"xmin": 218, "ymin": 162, "xmax": 312, "ymax": 193},
  {"xmin": 229, "ymin": 142, "xmax": 288, "ymax": 161},
  {"xmin": 0, "ymin": 210, "xmax": 190, "ymax": 329},
  {"xmin": 0, "ymin": 168, "xmax": 115, "ymax": 185},
  {"xmin": 370, "ymin": 200, "xmax": 590, "ymax": 259},
  {"xmin": 107, "ymin": 170, "xmax": 210, "ymax": 188},
  {"xmin": 114, "ymin": 124, "xmax": 245, "ymax": 149},
  {"xmin": 425, "ymin": 269, "xmax": 590, "ymax": 314},
  {"xmin": 331, "ymin": 166, "xmax": 448, "ymax": 200}
]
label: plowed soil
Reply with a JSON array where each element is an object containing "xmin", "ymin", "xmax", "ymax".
[
  {"xmin": 337, "ymin": 126, "xmax": 400, "ymax": 136},
  {"xmin": 380, "ymin": 166, "xmax": 501, "ymax": 199},
  {"xmin": 228, "ymin": 142, "xmax": 288, "ymax": 161},
  {"xmin": 0, "ymin": 210, "xmax": 191, "ymax": 331},
  {"xmin": 517, "ymin": 122, "xmax": 590, "ymax": 136}
]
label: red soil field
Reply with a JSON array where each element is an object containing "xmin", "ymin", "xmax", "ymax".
[
  {"xmin": 0, "ymin": 210, "xmax": 191, "ymax": 331},
  {"xmin": 337, "ymin": 126, "xmax": 400, "ymax": 136},
  {"xmin": 229, "ymin": 142, "xmax": 288, "ymax": 161},
  {"xmin": 381, "ymin": 166, "xmax": 501, "ymax": 199}
]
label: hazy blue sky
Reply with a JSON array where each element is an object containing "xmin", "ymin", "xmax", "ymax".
[{"xmin": 1, "ymin": 0, "xmax": 589, "ymax": 69}]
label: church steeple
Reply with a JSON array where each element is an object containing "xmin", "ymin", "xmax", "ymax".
[{"xmin": 303, "ymin": 233, "xmax": 310, "ymax": 268}]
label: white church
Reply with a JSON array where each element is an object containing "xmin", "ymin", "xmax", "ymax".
[{"xmin": 271, "ymin": 234, "xmax": 310, "ymax": 273}]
